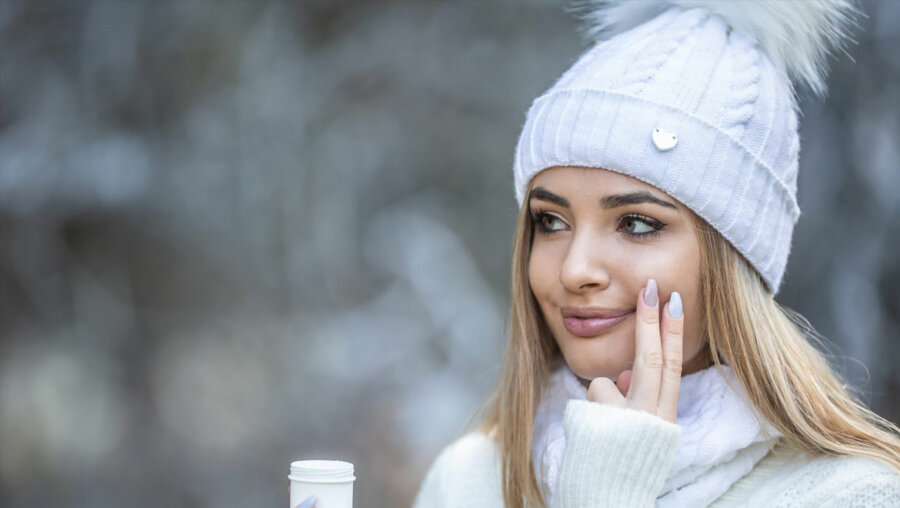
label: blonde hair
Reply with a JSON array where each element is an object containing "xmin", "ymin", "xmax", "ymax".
[{"xmin": 457, "ymin": 177, "xmax": 900, "ymax": 508}]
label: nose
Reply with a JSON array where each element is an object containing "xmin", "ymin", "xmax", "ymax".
[{"xmin": 559, "ymin": 228, "xmax": 611, "ymax": 292}]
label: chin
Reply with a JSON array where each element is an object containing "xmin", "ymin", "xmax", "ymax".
[
  {"xmin": 562, "ymin": 352, "xmax": 622, "ymax": 381},
  {"xmin": 558, "ymin": 331, "xmax": 634, "ymax": 381}
]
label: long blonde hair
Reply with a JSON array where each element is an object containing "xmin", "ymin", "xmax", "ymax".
[{"xmin": 458, "ymin": 178, "xmax": 900, "ymax": 508}]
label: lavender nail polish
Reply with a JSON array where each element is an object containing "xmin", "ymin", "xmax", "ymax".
[
  {"xmin": 668, "ymin": 291, "xmax": 682, "ymax": 318},
  {"xmin": 644, "ymin": 278, "xmax": 658, "ymax": 307},
  {"xmin": 297, "ymin": 496, "xmax": 318, "ymax": 508}
]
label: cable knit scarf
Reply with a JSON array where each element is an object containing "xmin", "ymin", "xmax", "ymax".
[{"xmin": 532, "ymin": 358, "xmax": 783, "ymax": 507}]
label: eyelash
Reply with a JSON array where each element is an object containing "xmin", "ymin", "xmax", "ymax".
[{"xmin": 530, "ymin": 209, "xmax": 667, "ymax": 239}]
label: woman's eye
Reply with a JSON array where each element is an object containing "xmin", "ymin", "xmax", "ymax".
[
  {"xmin": 621, "ymin": 216, "xmax": 654, "ymax": 234},
  {"xmin": 532, "ymin": 212, "xmax": 565, "ymax": 235},
  {"xmin": 619, "ymin": 215, "xmax": 665, "ymax": 238},
  {"xmin": 541, "ymin": 215, "xmax": 560, "ymax": 230},
  {"xmin": 532, "ymin": 211, "xmax": 665, "ymax": 238}
]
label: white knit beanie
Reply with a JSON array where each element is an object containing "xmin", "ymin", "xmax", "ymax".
[{"xmin": 513, "ymin": 0, "xmax": 861, "ymax": 296}]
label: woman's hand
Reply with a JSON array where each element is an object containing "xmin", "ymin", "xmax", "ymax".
[
  {"xmin": 295, "ymin": 495, "xmax": 318, "ymax": 508},
  {"xmin": 586, "ymin": 278, "xmax": 683, "ymax": 424}
]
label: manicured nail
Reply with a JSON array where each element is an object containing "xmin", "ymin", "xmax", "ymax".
[
  {"xmin": 668, "ymin": 291, "xmax": 682, "ymax": 318},
  {"xmin": 643, "ymin": 278, "xmax": 658, "ymax": 307},
  {"xmin": 297, "ymin": 495, "xmax": 319, "ymax": 508}
]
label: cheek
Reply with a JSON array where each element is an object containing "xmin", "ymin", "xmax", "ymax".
[
  {"xmin": 635, "ymin": 242, "xmax": 687, "ymax": 272},
  {"xmin": 682, "ymin": 295, "xmax": 705, "ymax": 353},
  {"xmin": 639, "ymin": 240, "xmax": 700, "ymax": 290},
  {"xmin": 653, "ymin": 245, "xmax": 703, "ymax": 352},
  {"xmin": 528, "ymin": 246, "xmax": 554, "ymax": 297}
]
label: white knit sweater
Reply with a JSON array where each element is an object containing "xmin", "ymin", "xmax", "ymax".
[
  {"xmin": 532, "ymin": 361, "xmax": 782, "ymax": 507},
  {"xmin": 412, "ymin": 400, "xmax": 900, "ymax": 507}
]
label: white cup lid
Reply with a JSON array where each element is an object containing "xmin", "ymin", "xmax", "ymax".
[{"xmin": 289, "ymin": 460, "xmax": 355, "ymax": 483}]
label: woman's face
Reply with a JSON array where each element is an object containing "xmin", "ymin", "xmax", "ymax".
[{"xmin": 527, "ymin": 166, "xmax": 708, "ymax": 384}]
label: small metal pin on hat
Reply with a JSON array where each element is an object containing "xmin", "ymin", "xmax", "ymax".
[{"xmin": 652, "ymin": 128, "xmax": 677, "ymax": 151}]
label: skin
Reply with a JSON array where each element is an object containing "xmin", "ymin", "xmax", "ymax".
[{"xmin": 527, "ymin": 166, "xmax": 711, "ymax": 412}]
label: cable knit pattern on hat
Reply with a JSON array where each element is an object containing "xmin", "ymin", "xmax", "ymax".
[{"xmin": 531, "ymin": 358, "xmax": 782, "ymax": 507}]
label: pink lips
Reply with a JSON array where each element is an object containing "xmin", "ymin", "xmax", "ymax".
[{"xmin": 563, "ymin": 312, "xmax": 633, "ymax": 337}]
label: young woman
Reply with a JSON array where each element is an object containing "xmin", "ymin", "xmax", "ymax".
[{"xmin": 413, "ymin": 1, "xmax": 900, "ymax": 507}]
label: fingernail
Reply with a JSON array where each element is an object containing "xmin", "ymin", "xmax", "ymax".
[
  {"xmin": 668, "ymin": 291, "xmax": 682, "ymax": 318},
  {"xmin": 643, "ymin": 278, "xmax": 658, "ymax": 307},
  {"xmin": 624, "ymin": 362, "xmax": 633, "ymax": 370},
  {"xmin": 297, "ymin": 496, "xmax": 319, "ymax": 508}
]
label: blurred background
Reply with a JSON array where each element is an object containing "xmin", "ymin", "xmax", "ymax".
[{"xmin": 0, "ymin": 0, "xmax": 897, "ymax": 506}]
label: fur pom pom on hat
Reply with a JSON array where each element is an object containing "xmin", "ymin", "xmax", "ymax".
[
  {"xmin": 512, "ymin": 0, "xmax": 863, "ymax": 296},
  {"xmin": 572, "ymin": 0, "xmax": 863, "ymax": 100}
]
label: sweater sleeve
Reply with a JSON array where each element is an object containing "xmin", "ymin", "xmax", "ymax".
[{"xmin": 551, "ymin": 399, "xmax": 681, "ymax": 508}]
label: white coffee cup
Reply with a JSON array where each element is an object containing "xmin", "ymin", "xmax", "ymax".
[{"xmin": 289, "ymin": 460, "xmax": 355, "ymax": 508}]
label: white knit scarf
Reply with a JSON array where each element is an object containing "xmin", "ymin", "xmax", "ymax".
[{"xmin": 532, "ymin": 358, "xmax": 783, "ymax": 507}]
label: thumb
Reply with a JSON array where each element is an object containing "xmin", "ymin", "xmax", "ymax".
[{"xmin": 615, "ymin": 369, "xmax": 632, "ymax": 397}]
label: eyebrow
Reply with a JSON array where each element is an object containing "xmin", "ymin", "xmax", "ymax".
[{"xmin": 529, "ymin": 186, "xmax": 677, "ymax": 210}]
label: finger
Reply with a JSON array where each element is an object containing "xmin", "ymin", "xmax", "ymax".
[
  {"xmin": 296, "ymin": 496, "xmax": 319, "ymax": 508},
  {"xmin": 658, "ymin": 291, "xmax": 684, "ymax": 423},
  {"xmin": 615, "ymin": 368, "xmax": 632, "ymax": 397},
  {"xmin": 586, "ymin": 377, "xmax": 627, "ymax": 407},
  {"xmin": 627, "ymin": 278, "xmax": 663, "ymax": 413}
]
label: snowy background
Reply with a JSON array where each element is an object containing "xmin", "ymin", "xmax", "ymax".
[{"xmin": 1, "ymin": 1, "xmax": 898, "ymax": 506}]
